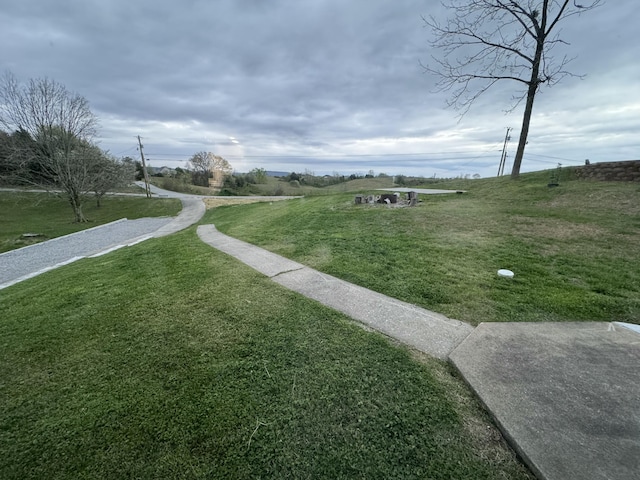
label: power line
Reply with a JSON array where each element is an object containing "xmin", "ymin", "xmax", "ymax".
[
  {"xmin": 146, "ymin": 151, "xmax": 498, "ymax": 159},
  {"xmin": 525, "ymin": 152, "xmax": 581, "ymax": 162},
  {"xmin": 113, "ymin": 146, "xmax": 138, "ymax": 156},
  {"xmin": 497, "ymin": 127, "xmax": 512, "ymax": 176}
]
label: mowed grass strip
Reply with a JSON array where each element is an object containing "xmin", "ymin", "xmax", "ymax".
[
  {"xmin": 0, "ymin": 229, "xmax": 532, "ymax": 479},
  {"xmin": 0, "ymin": 191, "xmax": 181, "ymax": 253},
  {"xmin": 207, "ymin": 170, "xmax": 640, "ymax": 325}
]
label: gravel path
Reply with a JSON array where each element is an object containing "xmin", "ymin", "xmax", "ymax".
[
  {"xmin": 0, "ymin": 217, "xmax": 173, "ymax": 289},
  {"xmin": 0, "ymin": 183, "xmax": 301, "ymax": 290}
]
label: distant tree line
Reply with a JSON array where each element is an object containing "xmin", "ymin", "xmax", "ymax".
[
  {"xmin": 220, "ymin": 168, "xmax": 268, "ymax": 195},
  {"xmin": 278, "ymin": 170, "xmax": 454, "ymax": 188},
  {"xmin": 280, "ymin": 170, "xmax": 382, "ymax": 188}
]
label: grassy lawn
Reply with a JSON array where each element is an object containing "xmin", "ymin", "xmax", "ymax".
[
  {"xmin": 2, "ymin": 170, "xmax": 637, "ymax": 478},
  {"xmin": 0, "ymin": 229, "xmax": 533, "ymax": 479},
  {"xmin": 207, "ymin": 170, "xmax": 640, "ymax": 326},
  {"xmin": 0, "ymin": 191, "xmax": 181, "ymax": 253}
]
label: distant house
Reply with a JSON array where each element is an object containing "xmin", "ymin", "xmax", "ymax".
[
  {"xmin": 208, "ymin": 168, "xmax": 226, "ymax": 189},
  {"xmin": 159, "ymin": 166, "xmax": 176, "ymax": 176},
  {"xmin": 147, "ymin": 166, "xmax": 176, "ymax": 176}
]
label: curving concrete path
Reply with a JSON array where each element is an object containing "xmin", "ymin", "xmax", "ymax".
[
  {"xmin": 0, "ymin": 186, "xmax": 205, "ymax": 290},
  {"xmin": 197, "ymin": 223, "xmax": 474, "ymax": 359},
  {"xmin": 0, "ymin": 184, "xmax": 298, "ymax": 290},
  {"xmin": 4, "ymin": 184, "xmax": 639, "ymax": 480},
  {"xmin": 196, "ymin": 223, "xmax": 640, "ymax": 480}
]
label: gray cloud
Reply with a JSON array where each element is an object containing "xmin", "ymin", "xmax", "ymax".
[{"xmin": 1, "ymin": 0, "xmax": 637, "ymax": 177}]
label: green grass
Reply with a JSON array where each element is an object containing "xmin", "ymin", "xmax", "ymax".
[
  {"xmin": 0, "ymin": 230, "xmax": 532, "ymax": 479},
  {"xmin": 0, "ymin": 191, "xmax": 181, "ymax": 253},
  {"xmin": 207, "ymin": 170, "xmax": 640, "ymax": 326},
  {"xmin": 149, "ymin": 177, "xmax": 218, "ymax": 196},
  {"xmin": 3, "ymin": 170, "xmax": 636, "ymax": 478},
  {"xmin": 151, "ymin": 175, "xmax": 399, "ymax": 197}
]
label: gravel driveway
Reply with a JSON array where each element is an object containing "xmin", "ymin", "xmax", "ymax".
[
  {"xmin": 0, "ymin": 217, "xmax": 174, "ymax": 289},
  {"xmin": 0, "ymin": 183, "xmax": 300, "ymax": 290}
]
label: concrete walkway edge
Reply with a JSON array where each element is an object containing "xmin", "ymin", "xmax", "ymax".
[
  {"xmin": 450, "ymin": 322, "xmax": 640, "ymax": 480},
  {"xmin": 197, "ymin": 224, "xmax": 474, "ymax": 359},
  {"xmin": 196, "ymin": 223, "xmax": 640, "ymax": 480}
]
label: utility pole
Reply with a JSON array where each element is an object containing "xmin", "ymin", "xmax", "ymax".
[
  {"xmin": 497, "ymin": 127, "xmax": 512, "ymax": 177},
  {"xmin": 137, "ymin": 135, "xmax": 152, "ymax": 198}
]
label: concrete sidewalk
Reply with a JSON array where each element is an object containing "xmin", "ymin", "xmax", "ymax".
[
  {"xmin": 197, "ymin": 224, "xmax": 473, "ymax": 359},
  {"xmin": 6, "ymin": 185, "xmax": 636, "ymax": 479},
  {"xmin": 197, "ymin": 223, "xmax": 640, "ymax": 480},
  {"xmin": 450, "ymin": 322, "xmax": 640, "ymax": 480}
]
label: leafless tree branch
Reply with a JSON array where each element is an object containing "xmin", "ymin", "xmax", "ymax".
[
  {"xmin": 0, "ymin": 72, "xmax": 110, "ymax": 221},
  {"xmin": 423, "ymin": 0, "xmax": 601, "ymax": 176}
]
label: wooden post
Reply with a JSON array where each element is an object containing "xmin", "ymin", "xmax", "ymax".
[{"xmin": 137, "ymin": 135, "xmax": 152, "ymax": 198}]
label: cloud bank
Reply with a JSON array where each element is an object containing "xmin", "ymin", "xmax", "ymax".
[{"xmin": 1, "ymin": 0, "xmax": 637, "ymax": 177}]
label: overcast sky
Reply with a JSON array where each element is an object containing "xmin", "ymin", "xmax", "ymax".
[{"xmin": 1, "ymin": 0, "xmax": 638, "ymax": 177}]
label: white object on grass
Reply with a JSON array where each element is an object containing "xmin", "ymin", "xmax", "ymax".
[{"xmin": 497, "ymin": 269, "xmax": 514, "ymax": 278}]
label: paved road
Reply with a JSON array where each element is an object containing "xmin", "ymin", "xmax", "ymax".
[
  {"xmin": 0, "ymin": 184, "xmax": 301, "ymax": 290},
  {"xmin": 0, "ymin": 184, "xmax": 200, "ymax": 290},
  {"xmin": 0, "ymin": 217, "xmax": 173, "ymax": 289}
]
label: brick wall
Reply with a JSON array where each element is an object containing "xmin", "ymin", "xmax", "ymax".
[{"xmin": 573, "ymin": 160, "xmax": 640, "ymax": 182}]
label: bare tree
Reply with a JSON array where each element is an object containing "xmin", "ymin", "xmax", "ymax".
[
  {"xmin": 187, "ymin": 151, "xmax": 232, "ymax": 187},
  {"xmin": 93, "ymin": 155, "xmax": 136, "ymax": 207},
  {"xmin": 0, "ymin": 129, "xmax": 29, "ymax": 184},
  {"xmin": 424, "ymin": 0, "xmax": 601, "ymax": 177},
  {"xmin": 250, "ymin": 167, "xmax": 268, "ymax": 184},
  {"xmin": 34, "ymin": 127, "xmax": 106, "ymax": 221},
  {"xmin": 0, "ymin": 72, "xmax": 102, "ymax": 221}
]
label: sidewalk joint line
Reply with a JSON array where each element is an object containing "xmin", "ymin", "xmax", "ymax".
[{"xmin": 270, "ymin": 266, "xmax": 305, "ymax": 278}]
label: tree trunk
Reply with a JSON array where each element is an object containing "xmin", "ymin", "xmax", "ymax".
[
  {"xmin": 510, "ymin": 84, "xmax": 537, "ymax": 178},
  {"xmin": 69, "ymin": 193, "xmax": 88, "ymax": 222},
  {"xmin": 511, "ymin": 40, "xmax": 545, "ymax": 179}
]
